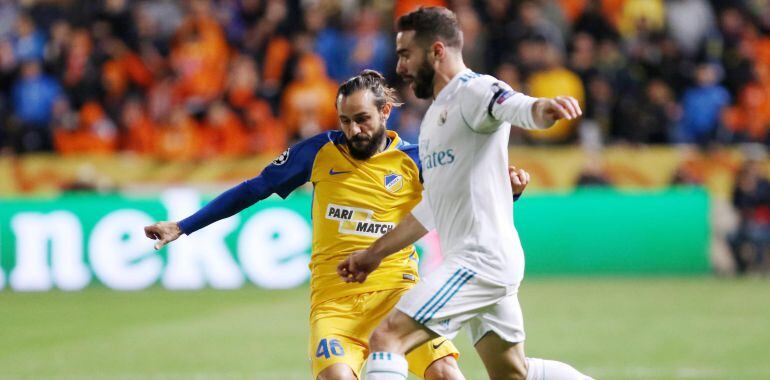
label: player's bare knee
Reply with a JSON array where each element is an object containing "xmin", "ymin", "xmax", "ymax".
[
  {"xmin": 424, "ymin": 355, "xmax": 464, "ymax": 380},
  {"xmin": 369, "ymin": 313, "xmax": 401, "ymax": 349},
  {"xmin": 368, "ymin": 325, "xmax": 395, "ymax": 351},
  {"xmin": 316, "ymin": 363, "xmax": 357, "ymax": 380}
]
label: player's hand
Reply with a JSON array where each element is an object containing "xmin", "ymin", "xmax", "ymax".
[
  {"xmin": 509, "ymin": 166, "xmax": 530, "ymax": 196},
  {"xmin": 144, "ymin": 221, "xmax": 182, "ymax": 250},
  {"xmin": 535, "ymin": 96, "xmax": 582, "ymax": 127},
  {"xmin": 338, "ymin": 249, "xmax": 382, "ymax": 283}
]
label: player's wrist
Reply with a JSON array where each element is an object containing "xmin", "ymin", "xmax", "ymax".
[
  {"xmin": 532, "ymin": 98, "xmax": 555, "ymax": 129},
  {"xmin": 171, "ymin": 221, "xmax": 183, "ymax": 236}
]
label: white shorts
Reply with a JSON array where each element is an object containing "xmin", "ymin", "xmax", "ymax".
[{"xmin": 396, "ymin": 260, "xmax": 526, "ymax": 344}]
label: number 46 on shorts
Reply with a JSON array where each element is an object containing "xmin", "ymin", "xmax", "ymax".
[{"xmin": 315, "ymin": 338, "xmax": 345, "ymax": 359}]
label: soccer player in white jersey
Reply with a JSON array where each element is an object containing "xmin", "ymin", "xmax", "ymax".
[{"xmin": 337, "ymin": 7, "xmax": 593, "ymax": 380}]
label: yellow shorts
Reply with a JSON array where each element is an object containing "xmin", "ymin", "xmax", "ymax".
[{"xmin": 309, "ymin": 288, "xmax": 460, "ymax": 379}]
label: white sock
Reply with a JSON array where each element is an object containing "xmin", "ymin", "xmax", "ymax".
[
  {"xmin": 365, "ymin": 352, "xmax": 408, "ymax": 379},
  {"xmin": 526, "ymin": 357, "xmax": 594, "ymax": 380}
]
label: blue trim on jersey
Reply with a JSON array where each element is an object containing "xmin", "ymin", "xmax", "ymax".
[
  {"xmin": 397, "ymin": 141, "xmax": 422, "ymax": 183},
  {"xmin": 178, "ymin": 131, "xmax": 338, "ymax": 235},
  {"xmin": 458, "ymin": 71, "xmax": 481, "ymax": 82}
]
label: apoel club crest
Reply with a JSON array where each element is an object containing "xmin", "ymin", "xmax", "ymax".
[{"xmin": 384, "ymin": 172, "xmax": 404, "ymax": 193}]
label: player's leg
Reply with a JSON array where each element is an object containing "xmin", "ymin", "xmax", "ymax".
[
  {"xmin": 380, "ymin": 288, "xmax": 464, "ymax": 380},
  {"xmin": 310, "ymin": 295, "xmax": 369, "ymax": 380},
  {"xmin": 366, "ymin": 308, "xmax": 436, "ymax": 379},
  {"xmin": 365, "ymin": 264, "xmax": 484, "ymax": 380},
  {"xmin": 317, "ymin": 363, "xmax": 357, "ymax": 380},
  {"xmin": 369, "ymin": 308, "xmax": 436, "ymax": 353},
  {"xmin": 473, "ymin": 333, "xmax": 527, "ymax": 380},
  {"xmin": 405, "ymin": 335, "xmax": 463, "ymax": 380},
  {"xmin": 423, "ymin": 354, "xmax": 465, "ymax": 380},
  {"xmin": 471, "ymin": 294, "xmax": 593, "ymax": 380}
]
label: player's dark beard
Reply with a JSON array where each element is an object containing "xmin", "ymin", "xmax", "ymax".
[
  {"xmin": 347, "ymin": 123, "xmax": 386, "ymax": 160},
  {"xmin": 411, "ymin": 59, "xmax": 436, "ymax": 99}
]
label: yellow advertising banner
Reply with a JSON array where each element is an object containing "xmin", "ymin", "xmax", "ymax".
[{"xmin": 0, "ymin": 146, "xmax": 764, "ymax": 197}]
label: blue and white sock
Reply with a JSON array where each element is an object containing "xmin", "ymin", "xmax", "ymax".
[
  {"xmin": 526, "ymin": 357, "xmax": 594, "ymax": 380},
  {"xmin": 365, "ymin": 352, "xmax": 408, "ymax": 380}
]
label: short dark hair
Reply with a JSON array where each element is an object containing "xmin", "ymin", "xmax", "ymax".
[
  {"xmin": 336, "ymin": 70, "xmax": 402, "ymax": 110},
  {"xmin": 397, "ymin": 7, "xmax": 463, "ymax": 49}
]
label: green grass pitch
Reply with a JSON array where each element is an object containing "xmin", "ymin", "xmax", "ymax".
[{"xmin": 1, "ymin": 277, "xmax": 768, "ymax": 379}]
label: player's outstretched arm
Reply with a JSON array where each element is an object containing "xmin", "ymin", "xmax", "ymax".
[
  {"xmin": 144, "ymin": 221, "xmax": 182, "ymax": 250},
  {"xmin": 142, "ymin": 180, "xmax": 266, "ymax": 250},
  {"xmin": 531, "ymin": 96, "xmax": 582, "ymax": 129},
  {"xmin": 338, "ymin": 213, "xmax": 428, "ymax": 283},
  {"xmin": 142, "ymin": 133, "xmax": 326, "ymax": 250}
]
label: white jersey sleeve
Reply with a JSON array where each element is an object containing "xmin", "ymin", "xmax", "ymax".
[
  {"xmin": 409, "ymin": 193, "xmax": 435, "ymax": 231},
  {"xmin": 458, "ymin": 75, "xmax": 541, "ymax": 133}
]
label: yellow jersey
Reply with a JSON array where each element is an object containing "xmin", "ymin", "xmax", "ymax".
[{"xmin": 255, "ymin": 130, "xmax": 423, "ymax": 305}]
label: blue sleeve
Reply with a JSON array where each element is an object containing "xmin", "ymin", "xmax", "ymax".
[
  {"xmin": 178, "ymin": 132, "xmax": 332, "ymax": 235},
  {"xmin": 398, "ymin": 143, "xmax": 423, "ymax": 183}
]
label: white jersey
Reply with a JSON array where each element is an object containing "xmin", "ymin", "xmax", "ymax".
[{"xmin": 411, "ymin": 69, "xmax": 544, "ymax": 285}]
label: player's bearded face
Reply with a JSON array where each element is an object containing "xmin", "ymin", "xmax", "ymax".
[
  {"xmin": 347, "ymin": 119, "xmax": 386, "ymax": 160},
  {"xmin": 410, "ymin": 53, "xmax": 436, "ymax": 99}
]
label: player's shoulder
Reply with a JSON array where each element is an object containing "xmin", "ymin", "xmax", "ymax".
[
  {"xmin": 395, "ymin": 137, "xmax": 418, "ymax": 154},
  {"xmin": 456, "ymin": 72, "xmax": 512, "ymax": 105},
  {"xmin": 394, "ymin": 135, "xmax": 422, "ymax": 172},
  {"xmin": 309, "ymin": 130, "xmax": 345, "ymax": 146},
  {"xmin": 295, "ymin": 130, "xmax": 342, "ymax": 151},
  {"xmin": 272, "ymin": 131, "xmax": 340, "ymax": 167},
  {"xmin": 458, "ymin": 71, "xmax": 504, "ymax": 89}
]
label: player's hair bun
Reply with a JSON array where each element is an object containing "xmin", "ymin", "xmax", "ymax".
[
  {"xmin": 336, "ymin": 70, "xmax": 403, "ymax": 109},
  {"xmin": 359, "ymin": 69, "xmax": 386, "ymax": 83}
]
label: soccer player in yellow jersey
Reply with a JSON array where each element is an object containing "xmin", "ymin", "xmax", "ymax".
[{"xmin": 144, "ymin": 70, "xmax": 530, "ymax": 380}]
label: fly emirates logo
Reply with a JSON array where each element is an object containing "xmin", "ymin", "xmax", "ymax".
[{"xmin": 325, "ymin": 204, "xmax": 395, "ymax": 238}]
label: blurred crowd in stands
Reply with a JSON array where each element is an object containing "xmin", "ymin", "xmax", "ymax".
[{"xmin": 1, "ymin": 0, "xmax": 770, "ymax": 158}]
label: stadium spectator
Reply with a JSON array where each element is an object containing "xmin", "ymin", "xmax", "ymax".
[
  {"xmin": 572, "ymin": 0, "xmax": 618, "ymax": 43},
  {"xmin": 675, "ymin": 63, "xmax": 731, "ymax": 145},
  {"xmin": 280, "ymin": 53, "xmax": 338, "ymax": 140},
  {"xmin": 12, "ymin": 14, "xmax": 45, "ymax": 62},
  {"xmin": 613, "ymin": 78, "xmax": 679, "ymax": 144},
  {"xmin": 201, "ymin": 101, "xmax": 249, "ymax": 157},
  {"xmin": 510, "ymin": 1, "xmax": 567, "ymax": 54},
  {"xmin": 61, "ymin": 28, "xmax": 100, "ymax": 109},
  {"xmin": 304, "ymin": 3, "xmax": 346, "ymax": 82},
  {"xmin": 121, "ymin": 97, "xmax": 155, "ymax": 155},
  {"xmin": 348, "ymin": 7, "xmax": 392, "ymax": 79},
  {"xmin": 54, "ymin": 101, "xmax": 118, "ymax": 155},
  {"xmin": 728, "ymin": 159, "xmax": 770, "ymax": 274},
  {"xmin": 170, "ymin": 1, "xmax": 229, "ymax": 106},
  {"xmin": 617, "ymin": 0, "xmax": 665, "ymax": 39},
  {"xmin": 11, "ymin": 60, "xmax": 61, "ymax": 152},
  {"xmin": 527, "ymin": 42, "xmax": 585, "ymax": 143},
  {"xmin": 665, "ymin": 0, "xmax": 717, "ymax": 58},
  {"xmin": 455, "ymin": 5, "xmax": 484, "ymax": 72},
  {"xmin": 154, "ymin": 106, "xmax": 202, "ymax": 161},
  {"xmin": 722, "ymin": 81, "xmax": 770, "ymax": 143},
  {"xmin": 243, "ymin": 96, "xmax": 286, "ymax": 155}
]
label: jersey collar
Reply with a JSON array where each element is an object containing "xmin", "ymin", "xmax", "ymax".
[{"xmin": 435, "ymin": 68, "xmax": 472, "ymax": 103}]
